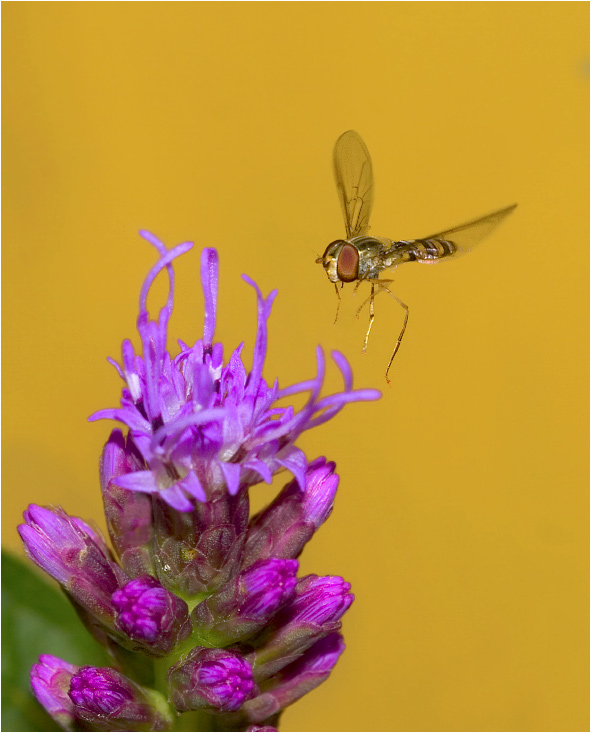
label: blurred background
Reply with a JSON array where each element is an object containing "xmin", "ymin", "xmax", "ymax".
[{"xmin": 3, "ymin": 3, "xmax": 588, "ymax": 731}]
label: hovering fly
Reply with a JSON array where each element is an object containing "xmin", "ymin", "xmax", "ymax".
[{"xmin": 316, "ymin": 130, "xmax": 517, "ymax": 382}]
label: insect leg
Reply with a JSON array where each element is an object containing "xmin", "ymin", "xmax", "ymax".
[
  {"xmin": 355, "ymin": 292, "xmax": 372, "ymax": 319},
  {"xmin": 362, "ymin": 283, "xmax": 376, "ymax": 354},
  {"xmin": 377, "ymin": 281, "xmax": 409, "ymax": 383},
  {"xmin": 333, "ymin": 283, "xmax": 342, "ymax": 325},
  {"xmin": 355, "ymin": 281, "xmax": 387, "ymax": 318}
]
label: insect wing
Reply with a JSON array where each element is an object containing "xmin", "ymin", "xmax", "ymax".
[
  {"xmin": 422, "ymin": 203, "xmax": 517, "ymax": 256},
  {"xmin": 333, "ymin": 130, "xmax": 375, "ymax": 238}
]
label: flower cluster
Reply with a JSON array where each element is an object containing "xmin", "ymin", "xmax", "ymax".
[{"xmin": 19, "ymin": 233, "xmax": 380, "ymax": 731}]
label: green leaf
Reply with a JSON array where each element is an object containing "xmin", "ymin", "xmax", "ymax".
[{"xmin": 1, "ymin": 549, "xmax": 110, "ymax": 731}]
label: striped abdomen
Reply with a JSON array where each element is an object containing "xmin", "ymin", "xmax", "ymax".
[{"xmin": 396, "ymin": 237, "xmax": 457, "ymax": 264}]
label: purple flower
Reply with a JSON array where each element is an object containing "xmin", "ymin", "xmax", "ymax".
[
  {"xmin": 240, "ymin": 558, "xmax": 299, "ymax": 618},
  {"xmin": 168, "ymin": 647, "xmax": 256, "ymax": 713},
  {"xmin": 247, "ymin": 575, "xmax": 353, "ymax": 681},
  {"xmin": 18, "ymin": 504, "xmax": 128, "ymax": 624},
  {"xmin": 68, "ymin": 666, "xmax": 171, "ymax": 731},
  {"xmin": 69, "ymin": 667, "xmax": 135, "ymax": 716},
  {"xmin": 243, "ymin": 633, "xmax": 345, "ymax": 724},
  {"xmin": 20, "ymin": 232, "xmax": 379, "ymax": 730},
  {"xmin": 282, "ymin": 575, "xmax": 354, "ymax": 626},
  {"xmin": 99, "ymin": 429, "xmax": 155, "ymax": 578},
  {"xmin": 30, "ymin": 655, "xmax": 78, "ymax": 730},
  {"xmin": 243, "ymin": 457, "xmax": 339, "ymax": 566},
  {"xmin": 192, "ymin": 558, "xmax": 299, "ymax": 645},
  {"xmin": 111, "ymin": 575, "xmax": 191, "ymax": 654},
  {"xmin": 90, "ymin": 235, "xmax": 380, "ymax": 512}
]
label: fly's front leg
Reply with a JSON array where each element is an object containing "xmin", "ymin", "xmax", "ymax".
[
  {"xmin": 377, "ymin": 280, "xmax": 409, "ymax": 383},
  {"xmin": 362, "ymin": 282, "xmax": 376, "ymax": 354},
  {"xmin": 333, "ymin": 283, "xmax": 342, "ymax": 325}
]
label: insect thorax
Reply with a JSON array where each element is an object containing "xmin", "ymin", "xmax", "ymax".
[{"xmin": 350, "ymin": 236, "xmax": 408, "ymax": 279}]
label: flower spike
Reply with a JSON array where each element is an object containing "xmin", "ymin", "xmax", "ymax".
[{"xmin": 21, "ymin": 235, "xmax": 380, "ymax": 730}]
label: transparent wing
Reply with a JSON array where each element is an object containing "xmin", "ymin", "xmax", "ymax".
[
  {"xmin": 333, "ymin": 130, "xmax": 375, "ymax": 238},
  {"xmin": 422, "ymin": 203, "xmax": 518, "ymax": 255}
]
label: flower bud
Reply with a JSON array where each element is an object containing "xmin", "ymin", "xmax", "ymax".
[
  {"xmin": 151, "ymin": 487, "xmax": 250, "ymax": 597},
  {"xmin": 192, "ymin": 558, "xmax": 298, "ymax": 646},
  {"xmin": 112, "ymin": 576, "xmax": 191, "ymax": 655},
  {"xmin": 30, "ymin": 655, "xmax": 78, "ymax": 730},
  {"xmin": 100, "ymin": 430, "xmax": 155, "ymax": 578},
  {"xmin": 243, "ymin": 633, "xmax": 345, "ymax": 724},
  {"xmin": 248, "ymin": 575, "xmax": 353, "ymax": 680},
  {"xmin": 168, "ymin": 647, "xmax": 256, "ymax": 713},
  {"xmin": 18, "ymin": 505, "xmax": 128, "ymax": 625},
  {"xmin": 68, "ymin": 666, "xmax": 171, "ymax": 731},
  {"xmin": 243, "ymin": 458, "xmax": 338, "ymax": 567}
]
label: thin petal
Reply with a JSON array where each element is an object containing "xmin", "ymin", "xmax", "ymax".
[
  {"xmin": 220, "ymin": 461, "xmax": 242, "ymax": 495},
  {"xmin": 113, "ymin": 470, "xmax": 160, "ymax": 494},
  {"xmin": 276, "ymin": 446, "xmax": 308, "ymax": 491},
  {"xmin": 201, "ymin": 248, "xmax": 218, "ymax": 346},
  {"xmin": 177, "ymin": 471, "xmax": 207, "ymax": 502},
  {"xmin": 159, "ymin": 484, "xmax": 195, "ymax": 512}
]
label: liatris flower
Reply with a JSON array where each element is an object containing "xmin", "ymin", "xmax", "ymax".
[
  {"xmin": 30, "ymin": 656, "xmax": 172, "ymax": 732},
  {"xmin": 242, "ymin": 633, "xmax": 346, "ymax": 725},
  {"xmin": 190, "ymin": 558, "xmax": 299, "ymax": 646},
  {"xmin": 30, "ymin": 656, "xmax": 78, "ymax": 731},
  {"xmin": 168, "ymin": 647, "xmax": 256, "ymax": 713},
  {"xmin": 19, "ymin": 232, "xmax": 380, "ymax": 731},
  {"xmin": 112, "ymin": 576, "xmax": 192, "ymax": 654}
]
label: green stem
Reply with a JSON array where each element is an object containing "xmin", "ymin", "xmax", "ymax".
[{"xmin": 173, "ymin": 710, "xmax": 218, "ymax": 731}]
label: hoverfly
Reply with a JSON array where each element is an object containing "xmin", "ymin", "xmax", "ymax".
[{"xmin": 316, "ymin": 130, "xmax": 517, "ymax": 382}]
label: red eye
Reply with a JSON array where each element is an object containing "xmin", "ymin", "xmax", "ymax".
[{"xmin": 336, "ymin": 244, "xmax": 359, "ymax": 282}]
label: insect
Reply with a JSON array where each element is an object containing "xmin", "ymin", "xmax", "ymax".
[{"xmin": 316, "ymin": 130, "xmax": 517, "ymax": 383}]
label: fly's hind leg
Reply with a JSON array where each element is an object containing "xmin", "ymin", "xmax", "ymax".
[{"xmin": 376, "ymin": 280, "xmax": 409, "ymax": 384}]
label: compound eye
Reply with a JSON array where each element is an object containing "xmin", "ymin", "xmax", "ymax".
[{"xmin": 336, "ymin": 243, "xmax": 359, "ymax": 282}]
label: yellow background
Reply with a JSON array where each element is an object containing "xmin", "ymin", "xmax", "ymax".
[{"xmin": 3, "ymin": 3, "xmax": 588, "ymax": 731}]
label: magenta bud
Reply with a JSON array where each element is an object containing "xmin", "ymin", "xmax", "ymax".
[
  {"xmin": 112, "ymin": 575, "xmax": 191, "ymax": 654},
  {"xmin": 301, "ymin": 457, "xmax": 339, "ymax": 529},
  {"xmin": 240, "ymin": 558, "xmax": 299, "ymax": 618},
  {"xmin": 168, "ymin": 647, "xmax": 256, "ymax": 713},
  {"xmin": 243, "ymin": 458, "xmax": 338, "ymax": 567},
  {"xmin": 68, "ymin": 666, "xmax": 171, "ymax": 731},
  {"xmin": 30, "ymin": 655, "xmax": 78, "ymax": 730},
  {"xmin": 243, "ymin": 633, "xmax": 345, "ymax": 724},
  {"xmin": 99, "ymin": 430, "xmax": 155, "ymax": 578},
  {"xmin": 284, "ymin": 575, "xmax": 353, "ymax": 626},
  {"xmin": 191, "ymin": 558, "xmax": 298, "ymax": 645},
  {"xmin": 18, "ymin": 504, "xmax": 127, "ymax": 625},
  {"xmin": 247, "ymin": 575, "xmax": 353, "ymax": 680}
]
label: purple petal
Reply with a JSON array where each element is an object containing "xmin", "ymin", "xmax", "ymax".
[
  {"xmin": 201, "ymin": 248, "xmax": 218, "ymax": 346},
  {"xmin": 113, "ymin": 470, "xmax": 159, "ymax": 494},
  {"xmin": 276, "ymin": 446, "xmax": 308, "ymax": 491},
  {"xmin": 177, "ymin": 471, "xmax": 207, "ymax": 502},
  {"xmin": 159, "ymin": 483, "xmax": 195, "ymax": 512},
  {"xmin": 331, "ymin": 350, "xmax": 353, "ymax": 391},
  {"xmin": 242, "ymin": 275, "xmax": 277, "ymax": 399},
  {"xmin": 220, "ymin": 461, "xmax": 242, "ymax": 496}
]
